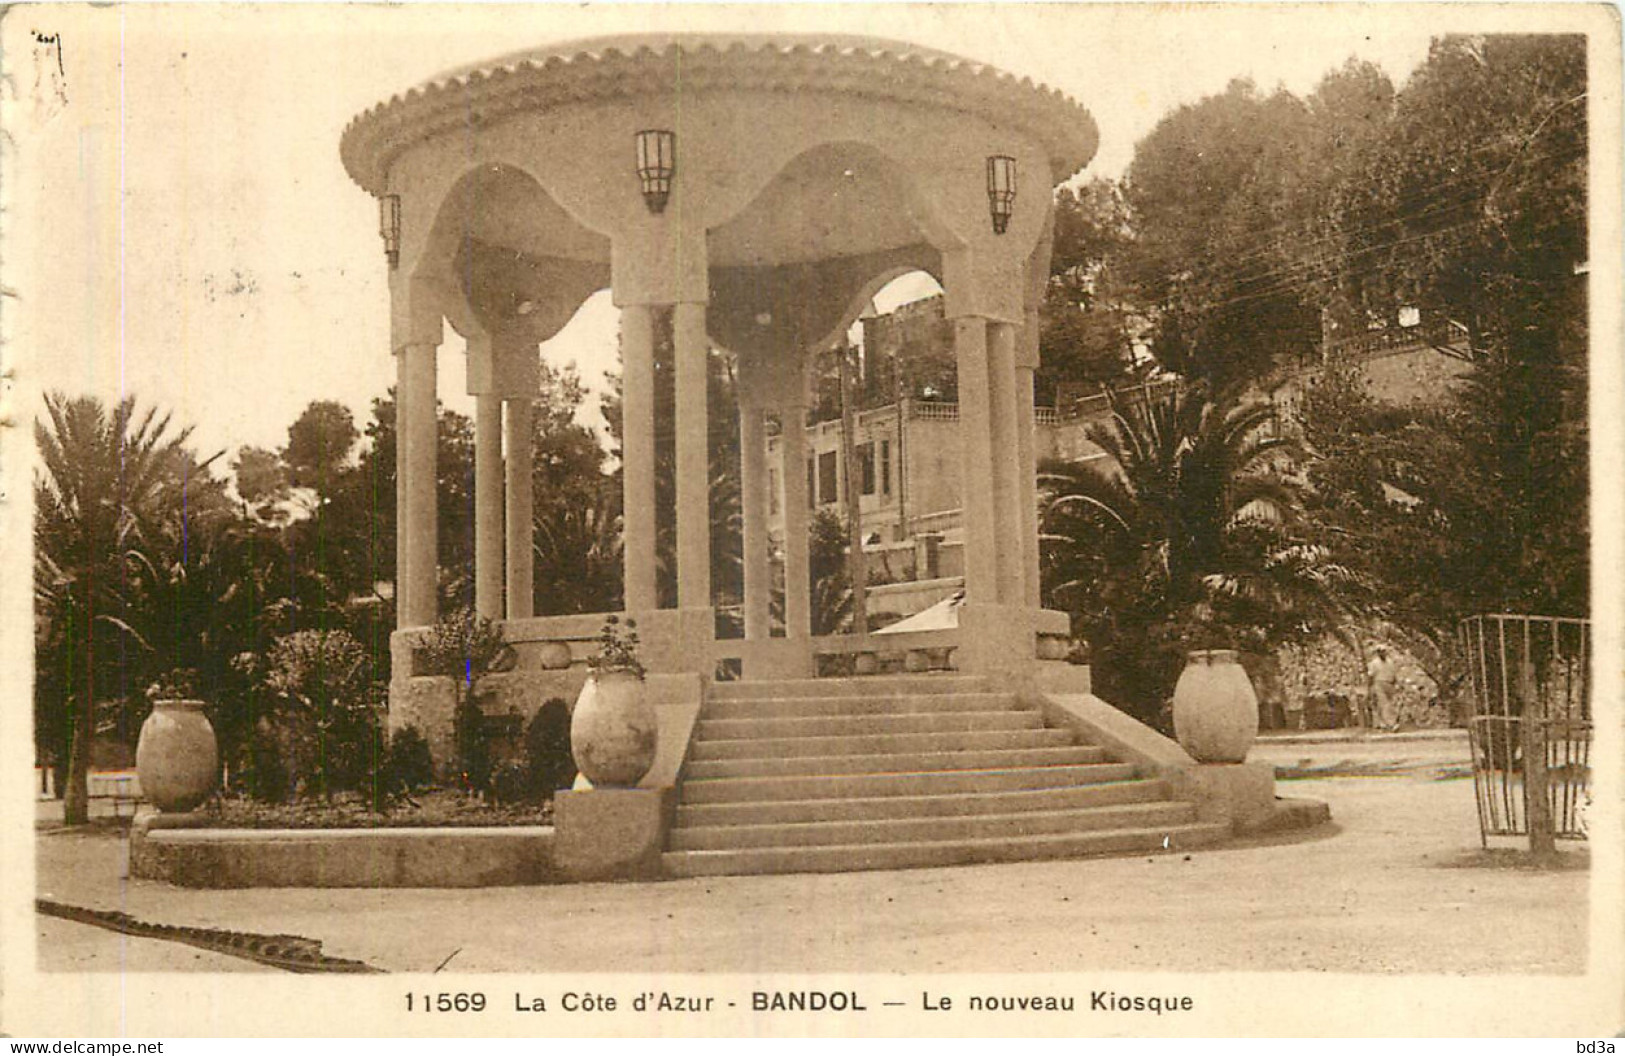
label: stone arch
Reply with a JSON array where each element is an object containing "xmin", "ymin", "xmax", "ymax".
[
  {"xmin": 415, "ymin": 162, "xmax": 612, "ymax": 344},
  {"xmin": 709, "ymin": 138, "xmax": 960, "ymax": 266}
]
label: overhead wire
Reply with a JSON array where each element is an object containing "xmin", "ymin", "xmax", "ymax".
[
  {"xmin": 1128, "ymin": 143, "xmax": 1585, "ymax": 320},
  {"xmin": 1118, "ymin": 104, "xmax": 1587, "ymax": 295},
  {"xmin": 1139, "ymin": 139, "xmax": 1586, "ymax": 297},
  {"xmin": 1115, "ymin": 98, "xmax": 1586, "ymax": 280}
]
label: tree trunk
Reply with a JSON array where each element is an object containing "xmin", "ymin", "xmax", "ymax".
[
  {"xmin": 1520, "ymin": 662, "xmax": 1558, "ymax": 862},
  {"xmin": 63, "ymin": 694, "xmax": 93, "ymax": 826}
]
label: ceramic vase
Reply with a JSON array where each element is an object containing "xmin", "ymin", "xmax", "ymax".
[
  {"xmin": 135, "ymin": 700, "xmax": 219, "ymax": 812},
  {"xmin": 1171, "ymin": 650, "xmax": 1259, "ymax": 763},
  {"xmin": 570, "ymin": 671, "xmax": 658, "ymax": 787}
]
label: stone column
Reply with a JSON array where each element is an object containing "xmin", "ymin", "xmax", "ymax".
[
  {"xmin": 504, "ymin": 397, "xmax": 535, "ymax": 621},
  {"xmin": 673, "ymin": 302, "xmax": 711, "ymax": 610},
  {"xmin": 399, "ymin": 340, "xmax": 439, "ymax": 628},
  {"xmin": 779, "ymin": 402, "xmax": 811, "ymax": 639},
  {"xmin": 620, "ymin": 305, "xmax": 658, "ymax": 612},
  {"xmin": 1017, "ymin": 312, "xmax": 1043, "ymax": 608},
  {"xmin": 394, "ymin": 348, "xmax": 410, "ymax": 629},
  {"xmin": 987, "ymin": 320, "xmax": 1024, "ymax": 604},
  {"xmin": 953, "ymin": 316, "xmax": 999, "ymax": 604},
  {"xmin": 473, "ymin": 393, "xmax": 504, "ymax": 620},
  {"xmin": 740, "ymin": 401, "xmax": 770, "ymax": 640}
]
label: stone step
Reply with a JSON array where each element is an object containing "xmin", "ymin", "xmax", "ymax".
[
  {"xmin": 684, "ymin": 744, "xmax": 1109, "ymax": 781},
  {"xmin": 670, "ymin": 799, "xmax": 1198, "ymax": 850},
  {"xmin": 708, "ymin": 675, "xmax": 989, "ymax": 701},
  {"xmin": 678, "ymin": 762, "xmax": 1141, "ymax": 805},
  {"xmin": 697, "ymin": 709, "xmax": 1042, "ymax": 742},
  {"xmin": 677, "ymin": 778, "xmax": 1174, "ymax": 828},
  {"xmin": 704, "ymin": 692, "xmax": 1022, "ymax": 721},
  {"xmin": 662, "ymin": 822, "xmax": 1230, "ymax": 878},
  {"xmin": 690, "ymin": 727, "xmax": 1073, "ymax": 761}
]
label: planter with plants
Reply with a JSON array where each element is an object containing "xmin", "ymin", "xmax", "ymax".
[
  {"xmin": 135, "ymin": 668, "xmax": 220, "ymax": 813},
  {"xmin": 570, "ymin": 616, "xmax": 658, "ymax": 787}
]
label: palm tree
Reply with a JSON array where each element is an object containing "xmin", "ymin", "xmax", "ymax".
[
  {"xmin": 1039, "ymin": 381, "xmax": 1351, "ymax": 718},
  {"xmin": 34, "ymin": 393, "xmax": 199, "ymax": 824},
  {"xmin": 144, "ymin": 490, "xmax": 290, "ymax": 777},
  {"xmin": 532, "ymin": 480, "xmax": 623, "ymax": 615}
]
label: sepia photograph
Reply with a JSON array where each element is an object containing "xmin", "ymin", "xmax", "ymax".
[{"xmin": 0, "ymin": 1, "xmax": 1619, "ymax": 1038}]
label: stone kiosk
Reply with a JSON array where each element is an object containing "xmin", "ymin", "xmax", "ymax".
[{"xmin": 335, "ymin": 34, "xmax": 1319, "ymax": 882}]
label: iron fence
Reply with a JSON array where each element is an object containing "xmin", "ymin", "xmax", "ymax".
[{"xmin": 1459, "ymin": 614, "xmax": 1591, "ymax": 845}]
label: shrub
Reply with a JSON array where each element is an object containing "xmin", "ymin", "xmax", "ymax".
[
  {"xmin": 487, "ymin": 762, "xmax": 530, "ymax": 806},
  {"xmin": 524, "ymin": 698, "xmax": 577, "ymax": 799},
  {"xmin": 418, "ymin": 609, "xmax": 510, "ymax": 685},
  {"xmin": 259, "ymin": 629, "xmax": 386, "ymax": 800},
  {"xmin": 241, "ymin": 718, "xmax": 291, "ymax": 803},
  {"xmin": 386, "ymin": 725, "xmax": 435, "ymax": 793},
  {"xmin": 452, "ymin": 699, "xmax": 492, "ymax": 794}
]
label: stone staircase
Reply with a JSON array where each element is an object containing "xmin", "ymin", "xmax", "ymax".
[{"xmin": 662, "ymin": 675, "xmax": 1228, "ymax": 877}]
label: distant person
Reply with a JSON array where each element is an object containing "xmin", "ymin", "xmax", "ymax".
[{"xmin": 1366, "ymin": 645, "xmax": 1400, "ymax": 732}]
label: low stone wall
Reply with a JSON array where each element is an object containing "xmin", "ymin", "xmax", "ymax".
[
  {"xmin": 133, "ymin": 672, "xmax": 703, "ymax": 889},
  {"xmin": 1020, "ymin": 676, "xmax": 1332, "ymax": 837},
  {"xmin": 130, "ymin": 815, "xmax": 559, "ymax": 888}
]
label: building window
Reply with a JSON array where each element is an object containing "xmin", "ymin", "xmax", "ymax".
[
  {"xmin": 818, "ymin": 451, "xmax": 839, "ymax": 506},
  {"xmin": 769, "ymin": 468, "xmax": 779, "ymax": 515},
  {"xmin": 807, "ymin": 458, "xmax": 817, "ymax": 509},
  {"xmin": 859, "ymin": 442, "xmax": 877, "ymax": 496},
  {"xmin": 880, "ymin": 439, "xmax": 892, "ymax": 495}
]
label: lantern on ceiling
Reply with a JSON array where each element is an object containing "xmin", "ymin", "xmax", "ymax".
[
  {"xmin": 635, "ymin": 130, "xmax": 677, "ymax": 214},
  {"xmin": 379, "ymin": 193, "xmax": 402, "ymax": 267},
  {"xmin": 986, "ymin": 155, "xmax": 1016, "ymax": 235}
]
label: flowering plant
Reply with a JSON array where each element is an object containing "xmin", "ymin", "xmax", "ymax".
[
  {"xmin": 146, "ymin": 667, "xmax": 200, "ymax": 702},
  {"xmin": 588, "ymin": 615, "xmax": 644, "ymax": 679}
]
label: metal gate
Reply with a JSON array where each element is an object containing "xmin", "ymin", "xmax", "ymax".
[{"xmin": 1460, "ymin": 615, "xmax": 1591, "ymax": 845}]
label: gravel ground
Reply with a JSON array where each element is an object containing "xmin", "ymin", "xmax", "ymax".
[{"xmin": 33, "ymin": 761, "xmax": 1587, "ymax": 977}]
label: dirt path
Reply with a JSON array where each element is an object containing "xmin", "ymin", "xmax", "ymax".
[{"xmin": 34, "ymin": 771, "xmax": 1586, "ymax": 976}]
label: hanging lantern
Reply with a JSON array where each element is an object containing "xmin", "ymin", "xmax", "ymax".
[
  {"xmin": 379, "ymin": 194, "xmax": 402, "ymax": 267},
  {"xmin": 986, "ymin": 155, "xmax": 1017, "ymax": 235},
  {"xmin": 635, "ymin": 130, "xmax": 676, "ymax": 214}
]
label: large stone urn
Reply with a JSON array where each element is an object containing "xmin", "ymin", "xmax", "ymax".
[
  {"xmin": 570, "ymin": 671, "xmax": 658, "ymax": 787},
  {"xmin": 135, "ymin": 700, "xmax": 219, "ymax": 812},
  {"xmin": 1171, "ymin": 650, "xmax": 1259, "ymax": 763}
]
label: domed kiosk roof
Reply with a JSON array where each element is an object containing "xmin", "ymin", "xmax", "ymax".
[{"xmin": 341, "ymin": 32, "xmax": 1098, "ymax": 195}]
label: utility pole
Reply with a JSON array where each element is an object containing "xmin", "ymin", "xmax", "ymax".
[
  {"xmin": 1520, "ymin": 657, "xmax": 1557, "ymax": 861},
  {"xmin": 839, "ymin": 341, "xmax": 869, "ymax": 636}
]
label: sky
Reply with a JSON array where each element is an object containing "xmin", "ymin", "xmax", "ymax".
[{"xmin": 7, "ymin": 3, "xmax": 1494, "ymax": 467}]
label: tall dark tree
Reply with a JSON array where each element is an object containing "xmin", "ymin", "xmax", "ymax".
[
  {"xmin": 34, "ymin": 394, "xmax": 204, "ymax": 823},
  {"xmin": 269, "ymin": 399, "xmax": 381, "ymax": 639},
  {"xmin": 526, "ymin": 361, "xmax": 622, "ymax": 615},
  {"xmin": 231, "ymin": 445, "xmax": 292, "ymax": 525},
  {"xmin": 1039, "ymin": 178, "xmax": 1140, "ymax": 401},
  {"xmin": 282, "ymin": 401, "xmax": 359, "ymax": 504},
  {"xmin": 1327, "ymin": 34, "xmax": 1588, "ymax": 616},
  {"xmin": 1121, "ymin": 80, "xmax": 1315, "ymax": 387}
]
